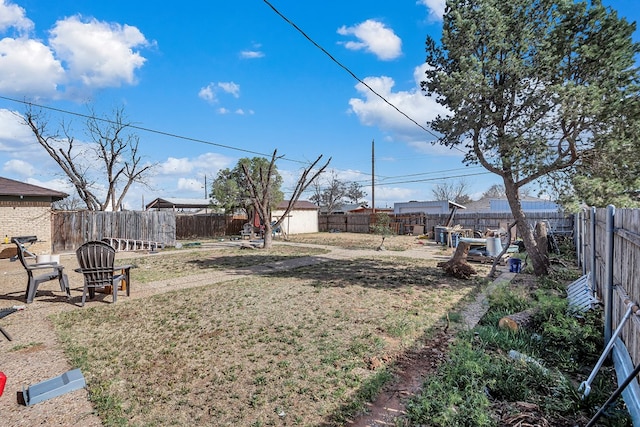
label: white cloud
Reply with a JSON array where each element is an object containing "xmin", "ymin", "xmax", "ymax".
[
  {"xmin": 0, "ymin": 7, "xmax": 149, "ymax": 99},
  {"xmin": 160, "ymin": 157, "xmax": 194, "ymax": 175},
  {"xmin": 3, "ymin": 158, "xmax": 34, "ymax": 176},
  {"xmin": 240, "ymin": 50, "xmax": 264, "ymax": 59},
  {"xmin": 0, "ymin": 0, "xmax": 33, "ymax": 33},
  {"xmin": 217, "ymin": 107, "xmax": 229, "ymax": 114},
  {"xmin": 348, "ymin": 64, "xmax": 449, "ymax": 144},
  {"xmin": 218, "ymin": 81, "xmax": 240, "ymax": 98},
  {"xmin": 177, "ymin": 177, "xmax": 203, "ymax": 192},
  {"xmin": 198, "ymin": 84, "xmax": 216, "ymax": 103},
  {"xmin": 159, "ymin": 153, "xmax": 232, "ymax": 176},
  {"xmin": 417, "ymin": 0, "xmax": 446, "ymax": 21},
  {"xmin": 0, "ymin": 109, "xmax": 36, "ymax": 151},
  {"xmin": 199, "ymin": 81, "xmax": 241, "ymax": 104},
  {"xmin": 49, "ymin": 16, "xmax": 148, "ymax": 88},
  {"xmin": 0, "ymin": 38, "xmax": 65, "ymax": 96},
  {"xmin": 337, "ymin": 19, "xmax": 402, "ymax": 61}
]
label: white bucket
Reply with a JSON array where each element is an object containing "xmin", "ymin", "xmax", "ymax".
[
  {"xmin": 36, "ymin": 254, "xmax": 51, "ymax": 263},
  {"xmin": 50, "ymin": 254, "xmax": 60, "ymax": 264},
  {"xmin": 486, "ymin": 237, "xmax": 503, "ymax": 257}
]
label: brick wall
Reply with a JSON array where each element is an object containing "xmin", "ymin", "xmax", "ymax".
[{"xmin": 0, "ymin": 204, "xmax": 53, "ymax": 255}]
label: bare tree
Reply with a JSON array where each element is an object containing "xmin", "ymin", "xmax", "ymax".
[
  {"xmin": 23, "ymin": 105, "xmax": 154, "ymax": 211},
  {"xmin": 481, "ymin": 184, "xmax": 506, "ymax": 199},
  {"xmin": 431, "ymin": 179, "xmax": 471, "ymax": 204},
  {"xmin": 346, "ymin": 181, "xmax": 367, "ymax": 204},
  {"xmin": 309, "ymin": 170, "xmax": 348, "ymax": 213},
  {"xmin": 242, "ymin": 149, "xmax": 330, "ymax": 249}
]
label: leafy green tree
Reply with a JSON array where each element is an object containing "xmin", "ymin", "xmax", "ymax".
[
  {"xmin": 423, "ymin": 0, "xmax": 640, "ymax": 275},
  {"xmin": 548, "ymin": 98, "xmax": 640, "ymax": 209},
  {"xmin": 210, "ymin": 167, "xmax": 248, "ymax": 215}
]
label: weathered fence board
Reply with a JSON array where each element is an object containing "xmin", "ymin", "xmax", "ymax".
[
  {"xmin": 319, "ymin": 211, "xmax": 573, "ymax": 237},
  {"xmin": 579, "ymin": 206, "xmax": 640, "ymax": 419},
  {"xmin": 175, "ymin": 214, "xmax": 245, "ymax": 239},
  {"xmin": 52, "ymin": 211, "xmax": 176, "ymax": 253}
]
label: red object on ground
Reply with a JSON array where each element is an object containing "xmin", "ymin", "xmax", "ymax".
[{"xmin": 0, "ymin": 371, "xmax": 6, "ymax": 397}]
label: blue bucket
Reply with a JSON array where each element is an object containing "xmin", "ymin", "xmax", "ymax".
[{"xmin": 508, "ymin": 258, "xmax": 522, "ymax": 273}]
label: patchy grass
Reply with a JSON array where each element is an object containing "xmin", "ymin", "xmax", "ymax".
[
  {"xmin": 285, "ymin": 232, "xmax": 424, "ymax": 251},
  {"xmin": 51, "ymin": 255, "xmax": 480, "ymax": 426},
  {"xmin": 127, "ymin": 245, "xmax": 329, "ymax": 283}
]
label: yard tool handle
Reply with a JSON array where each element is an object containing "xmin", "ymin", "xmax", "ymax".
[
  {"xmin": 0, "ymin": 307, "xmax": 21, "ymax": 341},
  {"xmin": 580, "ymin": 302, "xmax": 637, "ymax": 398},
  {"xmin": 586, "ymin": 358, "xmax": 640, "ymax": 427},
  {"xmin": 0, "ymin": 325, "xmax": 11, "ymax": 341}
]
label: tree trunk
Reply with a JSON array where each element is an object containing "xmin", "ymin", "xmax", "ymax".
[
  {"xmin": 263, "ymin": 223, "xmax": 273, "ymax": 249},
  {"xmin": 437, "ymin": 242, "xmax": 477, "ymax": 279},
  {"xmin": 535, "ymin": 221, "xmax": 549, "ymax": 260},
  {"xmin": 498, "ymin": 309, "xmax": 536, "ymax": 332},
  {"xmin": 504, "ymin": 180, "xmax": 549, "ymax": 276}
]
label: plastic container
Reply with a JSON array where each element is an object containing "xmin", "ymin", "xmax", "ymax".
[
  {"xmin": 486, "ymin": 237, "xmax": 503, "ymax": 256},
  {"xmin": 509, "ymin": 257, "xmax": 522, "ymax": 273},
  {"xmin": 36, "ymin": 254, "xmax": 51, "ymax": 263},
  {"xmin": 0, "ymin": 371, "xmax": 6, "ymax": 397}
]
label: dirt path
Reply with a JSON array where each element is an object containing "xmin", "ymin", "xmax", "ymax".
[{"xmin": 0, "ymin": 241, "xmax": 512, "ymax": 426}]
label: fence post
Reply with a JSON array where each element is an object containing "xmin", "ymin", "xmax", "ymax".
[
  {"xmin": 604, "ymin": 204, "xmax": 615, "ymax": 345},
  {"xmin": 590, "ymin": 206, "xmax": 596, "ymax": 293}
]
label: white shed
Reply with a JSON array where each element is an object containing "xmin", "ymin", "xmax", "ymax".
[{"xmin": 272, "ymin": 200, "xmax": 319, "ymax": 235}]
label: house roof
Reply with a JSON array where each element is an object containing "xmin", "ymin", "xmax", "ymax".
[
  {"xmin": 275, "ymin": 200, "xmax": 318, "ymax": 210},
  {"xmin": 464, "ymin": 196, "xmax": 559, "ymax": 213},
  {"xmin": 0, "ymin": 176, "xmax": 68, "ymax": 201},
  {"xmin": 145, "ymin": 197, "xmax": 212, "ymax": 210}
]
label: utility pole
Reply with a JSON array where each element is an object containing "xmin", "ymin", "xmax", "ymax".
[
  {"xmin": 204, "ymin": 175, "xmax": 207, "ymax": 199},
  {"xmin": 371, "ymin": 139, "xmax": 375, "ymax": 215}
]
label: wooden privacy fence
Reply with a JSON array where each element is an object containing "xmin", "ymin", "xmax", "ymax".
[
  {"xmin": 319, "ymin": 211, "xmax": 573, "ymax": 237},
  {"xmin": 576, "ymin": 206, "xmax": 640, "ymax": 422},
  {"xmin": 175, "ymin": 214, "xmax": 245, "ymax": 239},
  {"xmin": 52, "ymin": 211, "xmax": 176, "ymax": 253}
]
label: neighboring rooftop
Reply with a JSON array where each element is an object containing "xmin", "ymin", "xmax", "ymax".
[
  {"xmin": 275, "ymin": 200, "xmax": 319, "ymax": 210},
  {"xmin": 145, "ymin": 197, "xmax": 213, "ymax": 210},
  {"xmin": 0, "ymin": 176, "xmax": 68, "ymax": 201}
]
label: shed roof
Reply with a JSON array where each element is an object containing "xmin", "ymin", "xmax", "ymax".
[
  {"xmin": 275, "ymin": 200, "xmax": 318, "ymax": 210},
  {"xmin": 0, "ymin": 176, "xmax": 68, "ymax": 201},
  {"xmin": 145, "ymin": 197, "xmax": 212, "ymax": 210}
]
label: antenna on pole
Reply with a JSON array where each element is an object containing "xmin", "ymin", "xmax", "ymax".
[{"xmin": 371, "ymin": 139, "xmax": 375, "ymax": 215}]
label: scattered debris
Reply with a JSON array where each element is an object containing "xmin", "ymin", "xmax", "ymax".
[
  {"xmin": 437, "ymin": 242, "xmax": 477, "ymax": 279},
  {"xmin": 18, "ymin": 369, "xmax": 86, "ymax": 406}
]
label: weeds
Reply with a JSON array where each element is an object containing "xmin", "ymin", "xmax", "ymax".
[{"xmin": 406, "ymin": 271, "xmax": 631, "ymax": 426}]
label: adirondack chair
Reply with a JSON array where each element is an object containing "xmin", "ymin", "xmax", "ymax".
[
  {"xmin": 75, "ymin": 241, "xmax": 132, "ymax": 307},
  {"xmin": 11, "ymin": 236, "xmax": 70, "ymax": 303}
]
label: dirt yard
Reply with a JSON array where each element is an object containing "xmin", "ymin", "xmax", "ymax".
[{"xmin": 0, "ymin": 233, "xmax": 503, "ymax": 426}]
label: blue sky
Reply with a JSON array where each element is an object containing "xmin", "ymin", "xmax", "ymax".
[{"xmin": 0, "ymin": 0, "xmax": 637, "ymax": 210}]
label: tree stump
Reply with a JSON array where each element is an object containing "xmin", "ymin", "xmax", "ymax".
[
  {"xmin": 498, "ymin": 309, "xmax": 536, "ymax": 332},
  {"xmin": 437, "ymin": 242, "xmax": 477, "ymax": 279}
]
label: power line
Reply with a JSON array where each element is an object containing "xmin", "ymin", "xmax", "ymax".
[
  {"xmin": 287, "ymin": 170, "xmax": 493, "ymax": 193},
  {"xmin": 0, "ymin": 95, "xmax": 311, "ymax": 165},
  {"xmin": 375, "ymin": 171, "xmax": 491, "ymax": 186},
  {"xmin": 261, "ymin": 0, "xmax": 466, "ymax": 154}
]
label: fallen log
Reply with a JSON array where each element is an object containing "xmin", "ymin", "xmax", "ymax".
[{"xmin": 498, "ymin": 309, "xmax": 537, "ymax": 332}]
